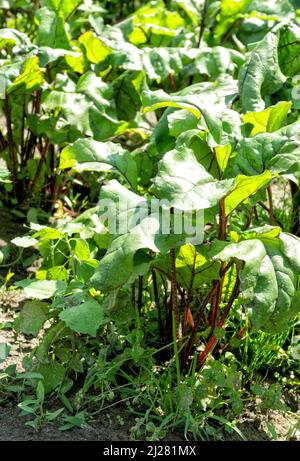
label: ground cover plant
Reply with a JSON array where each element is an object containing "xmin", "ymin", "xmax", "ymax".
[{"xmin": 0, "ymin": 0, "xmax": 300, "ymax": 441}]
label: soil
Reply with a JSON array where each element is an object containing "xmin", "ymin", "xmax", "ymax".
[
  {"xmin": 0, "ymin": 399, "xmax": 298, "ymax": 442},
  {"xmin": 0, "ymin": 406, "xmax": 133, "ymax": 441}
]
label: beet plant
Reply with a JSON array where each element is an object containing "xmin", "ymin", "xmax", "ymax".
[{"xmin": 0, "ymin": 0, "xmax": 300, "ymax": 438}]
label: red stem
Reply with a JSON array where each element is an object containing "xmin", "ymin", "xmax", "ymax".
[
  {"xmin": 197, "ymin": 276, "xmax": 240, "ymax": 368},
  {"xmin": 170, "ymin": 248, "xmax": 180, "ymax": 340},
  {"xmin": 152, "ymin": 269, "xmax": 164, "ymax": 339},
  {"xmin": 218, "ymin": 197, "xmax": 227, "ymax": 241},
  {"xmin": 267, "ymin": 185, "xmax": 274, "ymax": 225},
  {"xmin": 137, "ymin": 275, "xmax": 143, "ymax": 315},
  {"xmin": 28, "ymin": 139, "xmax": 50, "ymax": 195}
]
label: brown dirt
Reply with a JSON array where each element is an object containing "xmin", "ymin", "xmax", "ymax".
[
  {"xmin": 0, "ymin": 302, "xmax": 37, "ymax": 372},
  {"xmin": 0, "ymin": 405, "xmax": 134, "ymax": 441},
  {"xmin": 223, "ymin": 404, "xmax": 300, "ymax": 441}
]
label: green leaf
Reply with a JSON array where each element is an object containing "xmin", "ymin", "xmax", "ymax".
[
  {"xmin": 278, "ymin": 23, "xmax": 300, "ymax": 77},
  {"xmin": 167, "ymin": 109, "xmax": 198, "ymax": 137},
  {"xmin": 38, "ymin": 72, "xmax": 127, "ymax": 143},
  {"xmin": 242, "ymin": 101, "xmax": 292, "ymax": 137},
  {"xmin": 154, "ymin": 243, "xmax": 221, "ymax": 290},
  {"xmin": 60, "ymin": 138, "xmax": 137, "ymax": 189},
  {"xmin": 91, "ymin": 181, "xmax": 188, "ymax": 291},
  {"xmin": 76, "ymin": 259, "xmax": 98, "ymax": 283},
  {"xmin": 37, "ymin": 47, "xmax": 81, "ymax": 67},
  {"xmin": 142, "ymin": 78, "xmax": 241, "ymax": 147},
  {"xmin": 46, "ymin": 265, "xmax": 69, "ymax": 282},
  {"xmin": 0, "ymin": 161, "xmax": 11, "ymax": 184},
  {"xmin": 214, "ymin": 0, "xmax": 252, "ymax": 40},
  {"xmin": 234, "ymin": 121, "xmax": 300, "ymax": 184},
  {"xmin": 124, "ymin": 2, "xmax": 184, "ymax": 47},
  {"xmin": 214, "ymin": 239, "xmax": 278, "ymax": 330},
  {"xmin": 35, "ymin": 362, "xmax": 65, "ymax": 394},
  {"xmin": 59, "ymin": 299, "xmax": 104, "ymax": 336},
  {"xmin": 103, "ymin": 289, "xmax": 135, "ymax": 325},
  {"xmin": 112, "ymin": 71, "xmax": 144, "ymax": 121},
  {"xmin": 224, "ymin": 171, "xmax": 272, "ymax": 216},
  {"xmin": 7, "ymin": 56, "xmax": 44, "ymax": 95},
  {"xmin": 79, "ymin": 31, "xmax": 112, "ymax": 64},
  {"xmin": 0, "ymin": 342, "xmax": 11, "ymax": 365},
  {"xmin": 215, "ymin": 144, "xmax": 232, "ymax": 173},
  {"xmin": 142, "ymin": 76, "xmax": 238, "ymax": 119},
  {"xmin": 11, "ymin": 236, "xmax": 38, "ymax": 248},
  {"xmin": 97, "ymin": 179, "xmax": 148, "ymax": 233},
  {"xmin": 174, "ymin": 0, "xmax": 201, "ymax": 25},
  {"xmin": 107, "ymin": 39, "xmax": 243, "ymax": 83},
  {"xmin": 248, "ymin": 0, "xmax": 295, "ymax": 18},
  {"xmin": 32, "ymin": 227, "xmax": 65, "ymax": 240},
  {"xmin": 233, "ymin": 225, "xmax": 281, "ymax": 242},
  {"xmin": 152, "ymin": 146, "xmax": 234, "ymax": 211},
  {"xmin": 73, "ymin": 239, "xmax": 90, "ymax": 260},
  {"xmin": 278, "ymin": 232, "xmax": 300, "ymax": 272},
  {"xmin": 262, "ymin": 239, "xmax": 299, "ymax": 332},
  {"xmin": 14, "ymin": 301, "xmax": 49, "ymax": 336},
  {"xmin": 42, "ymin": 0, "xmax": 82, "ymax": 18},
  {"xmin": 0, "ymin": 28, "xmax": 31, "ymax": 50},
  {"xmin": 213, "ymin": 230, "xmax": 300, "ymax": 332},
  {"xmin": 221, "ymin": 0, "xmax": 252, "ymax": 16},
  {"xmin": 238, "ymin": 33, "xmax": 286, "ymax": 113},
  {"xmin": 36, "ymin": 6, "xmax": 70, "ymax": 49},
  {"xmin": 15, "ymin": 280, "xmax": 67, "ymax": 300}
]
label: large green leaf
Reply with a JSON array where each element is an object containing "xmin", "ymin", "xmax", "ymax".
[
  {"xmin": 142, "ymin": 76, "xmax": 238, "ymax": 119},
  {"xmin": 90, "ymin": 216, "xmax": 183, "ymax": 291},
  {"xmin": 15, "ymin": 280, "xmax": 67, "ymax": 300},
  {"xmin": 214, "ymin": 239, "xmax": 277, "ymax": 330},
  {"xmin": 97, "ymin": 179, "xmax": 148, "ymax": 232},
  {"xmin": 213, "ymin": 229, "xmax": 300, "ymax": 332},
  {"xmin": 153, "ymin": 143, "xmax": 272, "ymax": 215},
  {"xmin": 278, "ymin": 23, "xmax": 300, "ymax": 77},
  {"xmin": 142, "ymin": 77, "xmax": 241, "ymax": 147},
  {"xmin": 249, "ymin": 0, "xmax": 295, "ymax": 18},
  {"xmin": 42, "ymin": 0, "xmax": 82, "ymax": 18},
  {"xmin": 103, "ymin": 289, "xmax": 135, "ymax": 325},
  {"xmin": 234, "ymin": 121, "xmax": 300, "ymax": 184},
  {"xmin": 90, "ymin": 181, "xmax": 187, "ymax": 291},
  {"xmin": 224, "ymin": 171, "xmax": 272, "ymax": 216},
  {"xmin": 14, "ymin": 301, "xmax": 49, "ymax": 336},
  {"xmin": 112, "ymin": 71, "xmax": 144, "ymax": 121},
  {"xmin": 36, "ymin": 6, "xmax": 70, "ymax": 49},
  {"xmin": 59, "ymin": 299, "xmax": 104, "ymax": 336},
  {"xmin": 60, "ymin": 138, "xmax": 137, "ymax": 189},
  {"xmin": 0, "ymin": 28, "xmax": 31, "ymax": 50},
  {"xmin": 79, "ymin": 31, "xmax": 112, "ymax": 64},
  {"xmin": 120, "ymin": 1, "xmax": 184, "ymax": 47},
  {"xmin": 107, "ymin": 43, "xmax": 243, "ymax": 83},
  {"xmin": 34, "ymin": 362, "xmax": 65, "ymax": 393},
  {"xmin": 152, "ymin": 146, "xmax": 234, "ymax": 211},
  {"xmin": 238, "ymin": 32, "xmax": 286, "ymax": 113},
  {"xmin": 153, "ymin": 243, "xmax": 221, "ymax": 290},
  {"xmin": 34, "ymin": 72, "xmax": 127, "ymax": 143},
  {"xmin": 242, "ymin": 101, "xmax": 291, "ymax": 137},
  {"xmin": 7, "ymin": 56, "xmax": 44, "ymax": 94}
]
